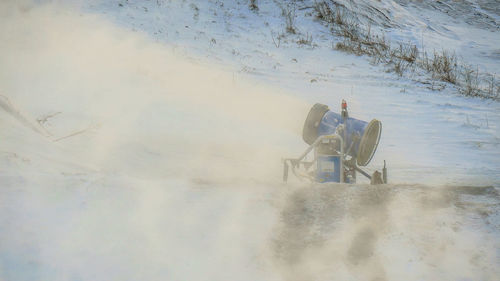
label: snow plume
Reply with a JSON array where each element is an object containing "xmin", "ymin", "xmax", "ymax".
[
  {"xmin": 0, "ymin": 0, "xmax": 309, "ymax": 182},
  {"xmin": 0, "ymin": 1, "xmax": 304, "ymax": 280}
]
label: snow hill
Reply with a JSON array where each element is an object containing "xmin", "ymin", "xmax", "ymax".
[{"xmin": 0, "ymin": 0, "xmax": 499, "ymax": 280}]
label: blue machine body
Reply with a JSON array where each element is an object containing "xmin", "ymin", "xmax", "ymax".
[
  {"xmin": 315, "ymin": 155, "xmax": 341, "ymax": 183},
  {"xmin": 317, "ymin": 111, "xmax": 369, "ymax": 158}
]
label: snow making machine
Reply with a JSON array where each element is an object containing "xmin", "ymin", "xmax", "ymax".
[{"xmin": 283, "ymin": 101, "xmax": 387, "ymax": 184}]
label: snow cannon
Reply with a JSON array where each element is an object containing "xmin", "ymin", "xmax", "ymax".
[
  {"xmin": 303, "ymin": 103, "xmax": 382, "ymax": 167},
  {"xmin": 283, "ymin": 101, "xmax": 387, "ymax": 184}
]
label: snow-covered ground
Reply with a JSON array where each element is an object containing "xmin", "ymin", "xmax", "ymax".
[{"xmin": 1, "ymin": 0, "xmax": 499, "ymax": 280}]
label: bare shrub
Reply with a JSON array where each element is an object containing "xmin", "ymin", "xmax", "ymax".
[
  {"xmin": 486, "ymin": 75, "xmax": 495, "ymax": 97},
  {"xmin": 271, "ymin": 31, "xmax": 284, "ymax": 48},
  {"xmin": 249, "ymin": 0, "xmax": 258, "ymax": 11},
  {"xmin": 432, "ymin": 50, "xmax": 458, "ymax": 84},
  {"xmin": 282, "ymin": 4, "xmax": 297, "ymax": 34},
  {"xmin": 189, "ymin": 3, "xmax": 199, "ymax": 20},
  {"xmin": 297, "ymin": 33, "xmax": 313, "ymax": 46},
  {"xmin": 316, "ymin": 2, "xmax": 389, "ymax": 60},
  {"xmin": 333, "ymin": 30, "xmax": 389, "ymax": 61},
  {"xmin": 385, "ymin": 42, "xmax": 417, "ymax": 76},
  {"xmin": 335, "ymin": 40, "xmax": 357, "ymax": 54},
  {"xmin": 484, "ymin": 74, "xmax": 499, "ymax": 99},
  {"xmin": 392, "ymin": 42, "xmax": 418, "ymax": 64},
  {"xmin": 391, "ymin": 59, "xmax": 407, "ymax": 77},
  {"xmin": 314, "ymin": 1, "xmax": 333, "ymax": 22},
  {"xmin": 461, "ymin": 65, "xmax": 480, "ymax": 97}
]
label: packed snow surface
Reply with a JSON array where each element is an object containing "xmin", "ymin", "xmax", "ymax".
[{"xmin": 1, "ymin": 1, "xmax": 499, "ymax": 280}]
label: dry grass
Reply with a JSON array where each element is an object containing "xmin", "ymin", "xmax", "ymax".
[
  {"xmin": 282, "ymin": 4, "xmax": 297, "ymax": 34},
  {"xmin": 297, "ymin": 32, "xmax": 313, "ymax": 46},
  {"xmin": 421, "ymin": 50, "xmax": 458, "ymax": 84},
  {"xmin": 313, "ymin": 0, "xmax": 499, "ymax": 100},
  {"xmin": 462, "ymin": 65, "xmax": 480, "ymax": 97},
  {"xmin": 249, "ymin": 0, "xmax": 258, "ymax": 11}
]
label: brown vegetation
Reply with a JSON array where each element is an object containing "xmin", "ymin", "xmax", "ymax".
[{"xmin": 313, "ymin": 1, "xmax": 499, "ymax": 100}]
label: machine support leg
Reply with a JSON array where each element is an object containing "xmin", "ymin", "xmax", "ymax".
[
  {"xmin": 382, "ymin": 160, "xmax": 387, "ymax": 184},
  {"xmin": 283, "ymin": 161, "xmax": 289, "ymax": 183}
]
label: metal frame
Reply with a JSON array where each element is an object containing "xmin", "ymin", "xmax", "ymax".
[{"xmin": 283, "ymin": 134, "xmax": 344, "ymax": 183}]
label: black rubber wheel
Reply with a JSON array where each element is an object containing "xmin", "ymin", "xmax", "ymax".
[{"xmin": 302, "ymin": 103, "xmax": 329, "ymax": 145}]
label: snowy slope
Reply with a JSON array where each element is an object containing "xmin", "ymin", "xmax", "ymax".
[
  {"xmin": 73, "ymin": 0, "xmax": 500, "ymax": 185},
  {"xmin": 1, "ymin": 0, "xmax": 499, "ymax": 280}
]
